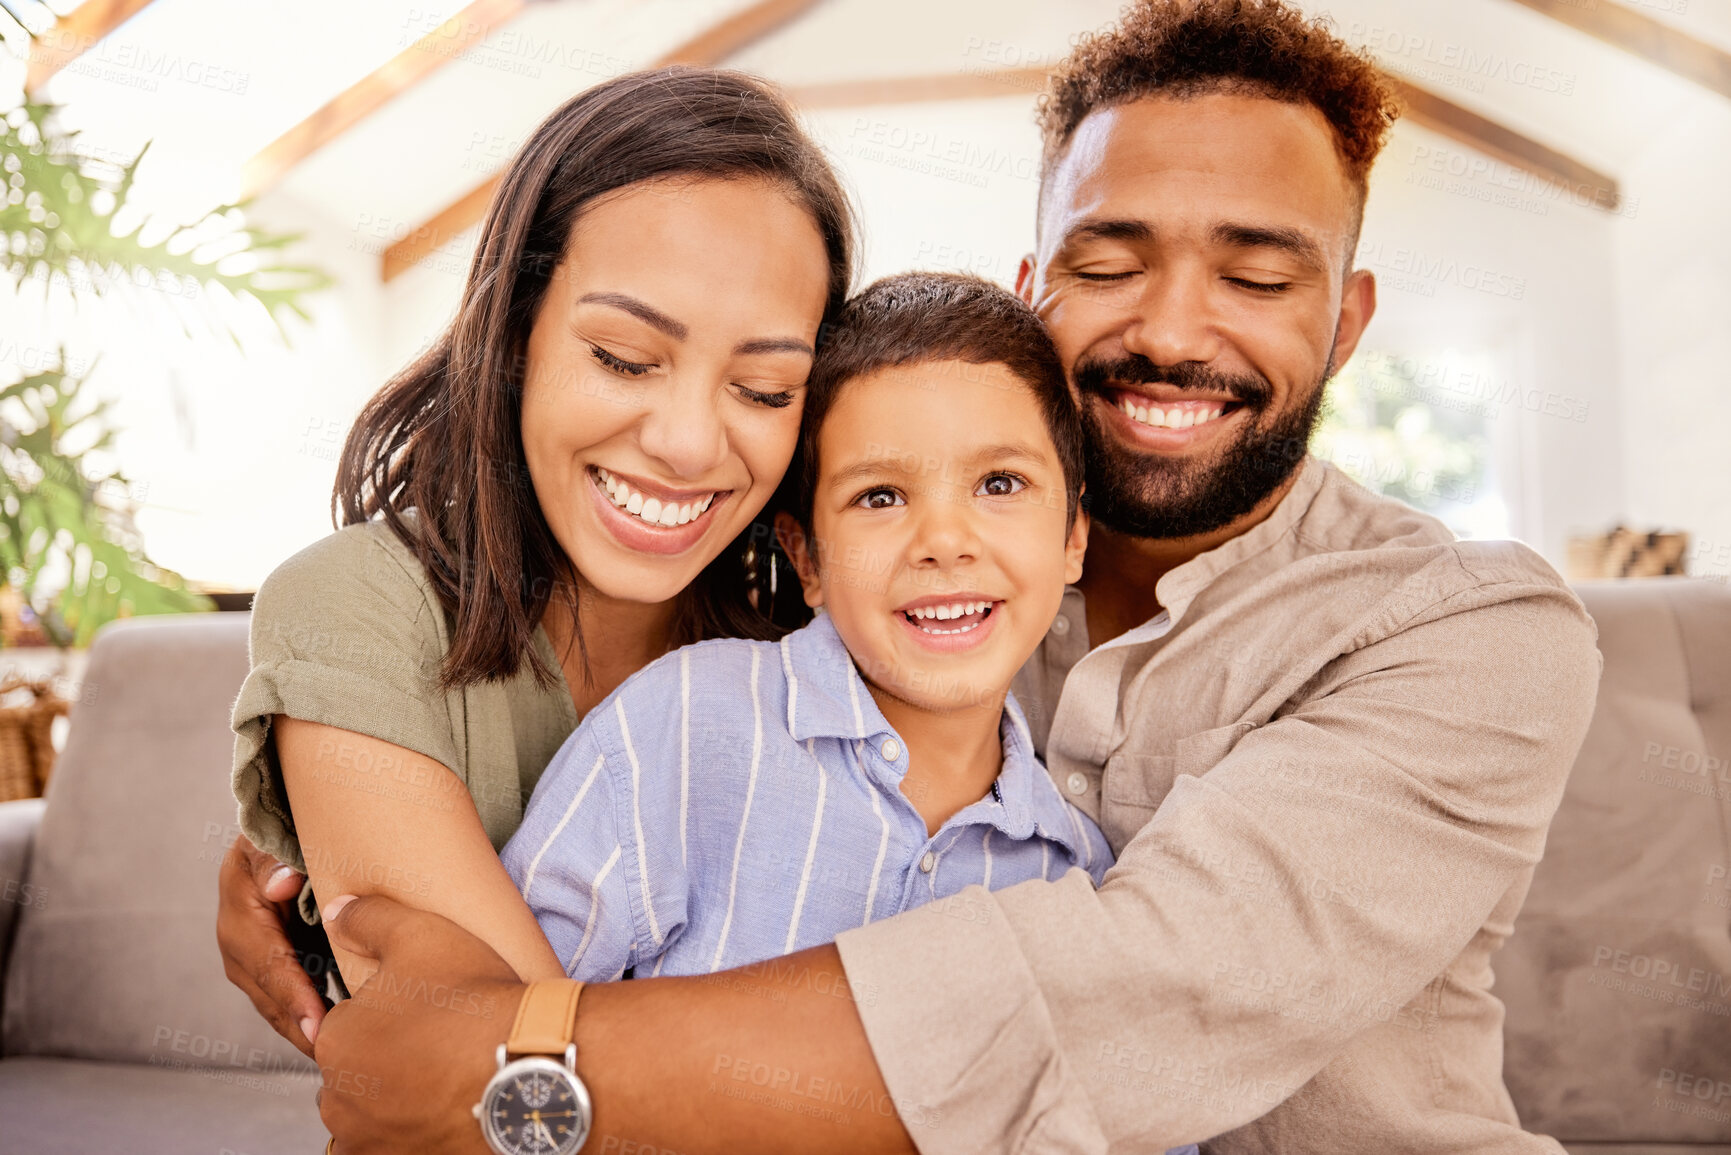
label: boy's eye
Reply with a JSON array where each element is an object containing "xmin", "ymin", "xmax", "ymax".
[
  {"xmin": 853, "ymin": 487, "xmax": 904, "ymax": 510},
  {"xmin": 976, "ymin": 473, "xmax": 1025, "ymax": 497}
]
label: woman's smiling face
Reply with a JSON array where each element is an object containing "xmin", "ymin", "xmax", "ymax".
[{"xmin": 521, "ymin": 176, "xmax": 830, "ymax": 606}]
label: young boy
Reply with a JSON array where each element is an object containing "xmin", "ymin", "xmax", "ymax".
[{"xmin": 503, "ymin": 271, "xmax": 1104, "ymax": 984}]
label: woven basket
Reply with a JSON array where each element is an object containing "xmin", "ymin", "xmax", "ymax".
[{"xmin": 0, "ymin": 676, "xmax": 71, "ymax": 803}]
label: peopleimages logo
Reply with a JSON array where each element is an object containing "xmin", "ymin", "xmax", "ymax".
[
  {"xmin": 1592, "ymin": 946, "xmax": 1731, "ymax": 999},
  {"xmin": 1355, "ymin": 242, "xmax": 1527, "ymax": 300}
]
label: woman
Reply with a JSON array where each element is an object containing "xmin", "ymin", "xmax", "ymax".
[{"xmin": 220, "ymin": 66, "xmax": 852, "ymax": 1046}]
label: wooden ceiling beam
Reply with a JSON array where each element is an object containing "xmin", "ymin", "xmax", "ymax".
[
  {"xmin": 241, "ymin": 0, "xmax": 526, "ymax": 201},
  {"xmin": 383, "ymin": 40, "xmax": 1627, "ymax": 280},
  {"xmin": 1389, "ymin": 76, "xmax": 1620, "ymax": 210},
  {"xmin": 787, "ymin": 67, "xmax": 1049, "ymax": 108},
  {"xmin": 1505, "ymin": 0, "xmax": 1731, "ymax": 101},
  {"xmin": 382, "ymin": 0, "xmax": 823, "ymax": 281},
  {"xmin": 24, "ymin": 0, "xmax": 157, "ymax": 93}
]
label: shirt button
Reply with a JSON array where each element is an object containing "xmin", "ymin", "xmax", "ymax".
[
  {"xmin": 1050, "ymin": 615, "xmax": 1070, "ymax": 636},
  {"xmin": 1066, "ymin": 771, "xmax": 1089, "ymax": 796},
  {"xmin": 881, "ymin": 738, "xmax": 901, "ymax": 762},
  {"xmin": 919, "ymin": 851, "xmax": 936, "ymax": 873}
]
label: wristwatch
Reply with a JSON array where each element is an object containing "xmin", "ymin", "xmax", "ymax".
[{"xmin": 473, "ymin": 980, "xmax": 593, "ymax": 1155}]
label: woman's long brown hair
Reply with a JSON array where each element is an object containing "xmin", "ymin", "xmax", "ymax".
[{"xmin": 334, "ymin": 68, "xmax": 853, "ymax": 690}]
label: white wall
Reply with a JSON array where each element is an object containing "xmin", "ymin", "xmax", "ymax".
[
  {"xmin": 1611, "ymin": 96, "xmax": 1731, "ymax": 581},
  {"xmin": 19, "ymin": 0, "xmax": 1721, "ymax": 591},
  {"xmin": 1353, "ymin": 121, "xmax": 1627, "ymax": 563}
]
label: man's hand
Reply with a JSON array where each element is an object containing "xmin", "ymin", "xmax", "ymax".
[
  {"xmin": 318, "ymin": 893, "xmax": 516, "ymax": 1155},
  {"xmin": 319, "ymin": 892, "xmax": 914, "ymax": 1155},
  {"xmin": 216, "ymin": 834, "xmax": 324, "ymax": 1056}
]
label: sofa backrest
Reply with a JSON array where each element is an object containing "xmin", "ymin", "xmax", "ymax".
[
  {"xmin": 0, "ymin": 613, "xmax": 312, "ymax": 1075},
  {"xmin": 1500, "ymin": 578, "xmax": 1731, "ymax": 1143}
]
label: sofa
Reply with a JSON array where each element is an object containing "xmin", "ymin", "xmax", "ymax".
[
  {"xmin": 0, "ymin": 580, "xmax": 1725, "ymax": 1153},
  {"xmin": 0, "ymin": 614, "xmax": 325, "ymax": 1154}
]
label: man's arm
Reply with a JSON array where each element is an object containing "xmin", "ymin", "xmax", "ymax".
[
  {"xmin": 831, "ymin": 583, "xmax": 1602, "ymax": 1150},
  {"xmin": 316, "ymin": 584, "xmax": 1598, "ymax": 1154},
  {"xmin": 317, "ymin": 894, "xmax": 914, "ymax": 1155}
]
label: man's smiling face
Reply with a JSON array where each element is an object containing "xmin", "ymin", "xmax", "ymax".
[{"xmin": 1021, "ymin": 90, "xmax": 1377, "ymax": 539}]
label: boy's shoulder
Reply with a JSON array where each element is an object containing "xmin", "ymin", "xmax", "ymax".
[{"xmin": 586, "ymin": 630, "xmax": 799, "ymax": 745}]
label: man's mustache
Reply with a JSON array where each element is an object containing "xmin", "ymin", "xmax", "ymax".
[{"xmin": 1073, "ymin": 355, "xmax": 1275, "ymax": 409}]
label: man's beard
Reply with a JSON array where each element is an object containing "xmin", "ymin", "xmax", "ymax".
[{"xmin": 1074, "ymin": 355, "xmax": 1328, "ymax": 539}]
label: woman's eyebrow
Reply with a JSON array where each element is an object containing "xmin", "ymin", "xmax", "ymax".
[
  {"xmin": 577, "ymin": 292, "xmax": 688, "ymax": 340},
  {"xmin": 735, "ymin": 337, "xmax": 814, "ymax": 356},
  {"xmin": 573, "ymin": 293, "xmax": 809, "ymax": 356}
]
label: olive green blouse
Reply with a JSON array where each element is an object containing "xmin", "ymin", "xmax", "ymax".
[{"xmin": 230, "ymin": 519, "xmax": 579, "ymax": 915}]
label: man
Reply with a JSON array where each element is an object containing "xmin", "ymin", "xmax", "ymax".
[{"xmin": 219, "ymin": 2, "xmax": 1600, "ymax": 1151}]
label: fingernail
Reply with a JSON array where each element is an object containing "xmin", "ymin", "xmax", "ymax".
[
  {"xmin": 321, "ymin": 894, "xmax": 357, "ymax": 923},
  {"xmin": 267, "ymin": 865, "xmax": 298, "ymax": 890},
  {"xmin": 301, "ymin": 1015, "xmax": 319, "ymax": 1046}
]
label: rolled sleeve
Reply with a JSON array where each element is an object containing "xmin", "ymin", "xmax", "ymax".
[
  {"xmin": 230, "ymin": 525, "xmax": 458, "ymax": 874},
  {"xmin": 837, "ymin": 583, "xmax": 1600, "ymax": 1153}
]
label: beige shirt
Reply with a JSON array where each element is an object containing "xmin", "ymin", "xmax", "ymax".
[
  {"xmin": 230, "ymin": 519, "xmax": 578, "ymax": 908},
  {"xmin": 834, "ymin": 458, "xmax": 1602, "ymax": 1154}
]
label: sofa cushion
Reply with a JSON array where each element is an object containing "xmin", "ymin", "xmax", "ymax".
[
  {"xmin": 0, "ymin": 1055, "xmax": 324, "ymax": 1154},
  {"xmin": 0, "ymin": 614, "xmax": 310, "ymax": 1075},
  {"xmin": 1501, "ymin": 580, "xmax": 1731, "ymax": 1144}
]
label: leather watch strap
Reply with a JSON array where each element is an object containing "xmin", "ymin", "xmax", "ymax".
[{"xmin": 505, "ymin": 979, "xmax": 584, "ymax": 1058}]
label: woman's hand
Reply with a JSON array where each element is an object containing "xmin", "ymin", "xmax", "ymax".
[{"xmin": 216, "ymin": 833, "xmax": 325, "ymax": 1056}]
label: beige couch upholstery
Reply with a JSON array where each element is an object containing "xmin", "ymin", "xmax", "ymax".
[
  {"xmin": 0, "ymin": 578, "xmax": 1725, "ymax": 1152},
  {"xmin": 0, "ymin": 614, "xmax": 323, "ymax": 1154},
  {"xmin": 1501, "ymin": 579, "xmax": 1731, "ymax": 1153}
]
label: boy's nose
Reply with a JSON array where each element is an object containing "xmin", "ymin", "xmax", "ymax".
[{"xmin": 907, "ymin": 494, "xmax": 982, "ymax": 568}]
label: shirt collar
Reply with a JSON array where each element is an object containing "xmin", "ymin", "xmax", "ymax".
[
  {"xmin": 1153, "ymin": 455, "xmax": 1329, "ymax": 626},
  {"xmin": 780, "ymin": 611, "xmax": 889, "ymax": 744},
  {"xmin": 959, "ymin": 694, "xmax": 1093, "ymax": 863},
  {"xmin": 780, "ymin": 614, "xmax": 1092, "ymax": 863}
]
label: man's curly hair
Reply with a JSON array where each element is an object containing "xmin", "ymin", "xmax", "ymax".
[{"xmin": 1039, "ymin": 0, "xmax": 1400, "ymax": 205}]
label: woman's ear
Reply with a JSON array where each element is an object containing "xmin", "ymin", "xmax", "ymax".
[
  {"xmin": 774, "ymin": 510, "xmax": 826, "ymax": 610},
  {"xmin": 1063, "ymin": 487, "xmax": 1089, "ymax": 585}
]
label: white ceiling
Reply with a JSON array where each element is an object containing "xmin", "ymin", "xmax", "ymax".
[{"xmin": 15, "ymin": 0, "xmax": 1725, "ymax": 256}]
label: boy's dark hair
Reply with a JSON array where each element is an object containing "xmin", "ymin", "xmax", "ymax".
[
  {"xmin": 1038, "ymin": 0, "xmax": 1399, "ymax": 228},
  {"xmin": 792, "ymin": 271, "xmax": 1083, "ymax": 532}
]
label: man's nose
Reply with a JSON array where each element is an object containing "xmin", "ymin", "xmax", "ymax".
[
  {"xmin": 636, "ymin": 376, "xmax": 729, "ymax": 480},
  {"xmin": 1119, "ymin": 267, "xmax": 1222, "ymax": 368}
]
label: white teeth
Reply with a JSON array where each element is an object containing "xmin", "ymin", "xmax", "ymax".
[
  {"xmin": 1121, "ymin": 401, "xmax": 1228, "ymax": 430},
  {"xmin": 907, "ymin": 601, "xmax": 994, "ymax": 627},
  {"xmin": 595, "ymin": 469, "xmax": 718, "ymax": 530}
]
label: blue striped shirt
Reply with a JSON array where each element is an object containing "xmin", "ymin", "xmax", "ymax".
[{"xmin": 501, "ymin": 611, "xmax": 1114, "ymax": 981}]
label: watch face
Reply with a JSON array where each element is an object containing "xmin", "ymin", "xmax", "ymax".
[{"xmin": 480, "ymin": 1057, "xmax": 592, "ymax": 1155}]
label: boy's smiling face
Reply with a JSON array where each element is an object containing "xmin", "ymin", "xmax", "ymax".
[{"xmin": 789, "ymin": 359, "xmax": 1087, "ymax": 717}]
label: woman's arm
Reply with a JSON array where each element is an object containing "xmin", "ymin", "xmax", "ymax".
[{"xmin": 276, "ymin": 716, "xmax": 564, "ymax": 988}]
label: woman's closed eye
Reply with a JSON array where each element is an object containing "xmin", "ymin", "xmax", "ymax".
[
  {"xmin": 589, "ymin": 343, "xmax": 655, "ymax": 376},
  {"xmin": 735, "ymin": 384, "xmax": 797, "ymax": 409}
]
